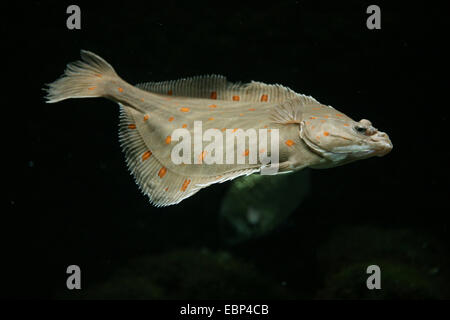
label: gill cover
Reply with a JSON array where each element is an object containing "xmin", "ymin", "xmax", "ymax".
[{"xmin": 300, "ymin": 118, "xmax": 375, "ymax": 162}]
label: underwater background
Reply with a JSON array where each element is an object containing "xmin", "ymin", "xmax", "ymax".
[{"xmin": 3, "ymin": 1, "xmax": 449, "ymax": 299}]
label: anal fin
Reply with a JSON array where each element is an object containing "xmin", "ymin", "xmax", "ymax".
[{"xmin": 119, "ymin": 104, "xmax": 261, "ymax": 207}]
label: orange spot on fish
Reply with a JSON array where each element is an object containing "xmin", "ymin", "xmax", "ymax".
[
  {"xmin": 142, "ymin": 151, "xmax": 152, "ymax": 161},
  {"xmin": 140, "ymin": 98, "xmax": 145, "ymax": 102},
  {"xmin": 164, "ymin": 187, "xmax": 168, "ymax": 192},
  {"xmin": 259, "ymin": 148, "xmax": 265, "ymax": 153},
  {"xmin": 268, "ymin": 129, "xmax": 272, "ymax": 132},
  {"xmin": 208, "ymin": 117, "xmax": 214, "ymax": 121},
  {"xmin": 248, "ymin": 108, "xmax": 256, "ymax": 111},
  {"xmin": 168, "ymin": 89, "xmax": 173, "ymax": 95},
  {"xmin": 165, "ymin": 136, "xmax": 172, "ymax": 144},
  {"xmin": 88, "ymin": 86, "xmax": 96, "ymax": 90},
  {"xmin": 211, "ymin": 91, "xmax": 217, "ymax": 99},
  {"xmin": 321, "ymin": 120, "xmax": 325, "ymax": 123},
  {"xmin": 143, "ymin": 114, "xmax": 149, "ymax": 122},
  {"xmin": 158, "ymin": 167, "xmax": 167, "ymax": 178},
  {"xmin": 182, "ymin": 124, "xmax": 187, "ymax": 128},
  {"xmin": 118, "ymin": 87, "xmax": 123, "ymax": 92},
  {"xmin": 310, "ymin": 116, "xmax": 317, "ymax": 119},
  {"xmin": 95, "ymin": 74, "xmax": 102, "ymax": 78},
  {"xmin": 243, "ymin": 149, "xmax": 249, "ymax": 156},
  {"xmin": 324, "ymin": 115, "xmax": 329, "ymax": 118},
  {"xmin": 323, "ymin": 131, "xmax": 330, "ymax": 136},
  {"xmin": 169, "ymin": 117, "xmax": 174, "ymax": 122},
  {"xmin": 232, "ymin": 95, "xmax": 240, "ymax": 101},
  {"xmin": 209, "ymin": 104, "xmax": 217, "ymax": 108},
  {"xmin": 343, "ymin": 123, "xmax": 350, "ymax": 127},
  {"xmin": 311, "ymin": 107, "xmax": 321, "ymax": 110},
  {"xmin": 336, "ymin": 114, "xmax": 344, "ymax": 117},
  {"xmin": 181, "ymin": 179, "xmax": 191, "ymax": 191},
  {"xmin": 263, "ymin": 125, "xmax": 268, "ymax": 128},
  {"xmin": 316, "ymin": 135, "xmax": 320, "ymax": 140},
  {"xmin": 261, "ymin": 94, "xmax": 268, "ymax": 102},
  {"xmin": 128, "ymin": 124, "xmax": 136, "ymax": 129},
  {"xmin": 221, "ymin": 128, "xmax": 226, "ymax": 132},
  {"xmin": 285, "ymin": 140, "xmax": 295, "ymax": 147},
  {"xmin": 180, "ymin": 107, "xmax": 190, "ymax": 112},
  {"xmin": 239, "ymin": 113, "xmax": 244, "ymax": 116},
  {"xmin": 232, "ymin": 128, "xmax": 238, "ymax": 133},
  {"xmin": 198, "ymin": 150, "xmax": 207, "ymax": 162}
]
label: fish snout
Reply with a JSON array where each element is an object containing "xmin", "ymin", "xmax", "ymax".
[{"xmin": 371, "ymin": 131, "xmax": 393, "ymax": 157}]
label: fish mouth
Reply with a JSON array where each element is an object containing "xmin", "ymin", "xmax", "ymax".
[{"xmin": 369, "ymin": 132, "xmax": 393, "ymax": 157}]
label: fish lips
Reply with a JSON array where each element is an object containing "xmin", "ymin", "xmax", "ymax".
[{"xmin": 367, "ymin": 131, "xmax": 393, "ymax": 157}]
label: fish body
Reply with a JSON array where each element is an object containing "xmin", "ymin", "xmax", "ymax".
[{"xmin": 45, "ymin": 51, "xmax": 392, "ymax": 206}]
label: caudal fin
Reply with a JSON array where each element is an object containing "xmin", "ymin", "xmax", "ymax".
[{"xmin": 44, "ymin": 50, "xmax": 119, "ymax": 103}]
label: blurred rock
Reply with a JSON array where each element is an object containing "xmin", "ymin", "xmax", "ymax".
[
  {"xmin": 219, "ymin": 170, "xmax": 310, "ymax": 244},
  {"xmin": 316, "ymin": 226, "xmax": 450, "ymax": 299},
  {"xmin": 56, "ymin": 249, "xmax": 292, "ymax": 300}
]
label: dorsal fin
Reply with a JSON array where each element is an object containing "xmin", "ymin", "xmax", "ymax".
[{"xmin": 135, "ymin": 75, "xmax": 305, "ymax": 103}]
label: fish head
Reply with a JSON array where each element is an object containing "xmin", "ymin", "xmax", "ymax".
[{"xmin": 300, "ymin": 115, "xmax": 392, "ymax": 166}]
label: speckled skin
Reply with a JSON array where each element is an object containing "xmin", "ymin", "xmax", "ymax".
[{"xmin": 45, "ymin": 51, "xmax": 392, "ymax": 206}]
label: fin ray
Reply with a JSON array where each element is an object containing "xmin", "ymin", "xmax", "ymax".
[
  {"xmin": 270, "ymin": 96, "xmax": 322, "ymax": 124},
  {"xmin": 119, "ymin": 104, "xmax": 260, "ymax": 207},
  {"xmin": 44, "ymin": 50, "xmax": 119, "ymax": 103},
  {"xmin": 136, "ymin": 76, "xmax": 307, "ymax": 103}
]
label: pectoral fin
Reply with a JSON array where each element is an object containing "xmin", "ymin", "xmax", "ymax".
[{"xmin": 270, "ymin": 96, "xmax": 321, "ymax": 125}]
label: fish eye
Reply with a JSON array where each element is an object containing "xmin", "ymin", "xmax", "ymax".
[{"xmin": 354, "ymin": 126, "xmax": 367, "ymax": 134}]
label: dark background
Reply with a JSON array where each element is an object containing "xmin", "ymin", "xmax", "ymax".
[{"xmin": 3, "ymin": 1, "xmax": 449, "ymax": 299}]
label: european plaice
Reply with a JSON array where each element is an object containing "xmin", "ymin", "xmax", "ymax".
[{"xmin": 44, "ymin": 51, "xmax": 393, "ymax": 207}]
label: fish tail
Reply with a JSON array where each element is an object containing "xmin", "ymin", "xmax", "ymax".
[{"xmin": 44, "ymin": 50, "xmax": 121, "ymax": 103}]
